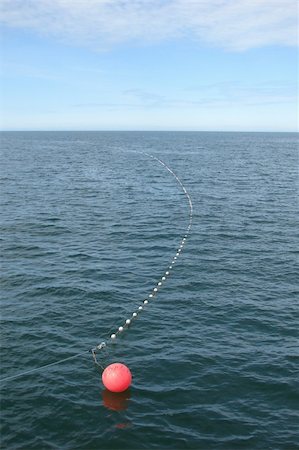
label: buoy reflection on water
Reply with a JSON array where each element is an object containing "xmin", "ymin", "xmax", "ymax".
[{"xmin": 102, "ymin": 389, "xmax": 131, "ymax": 412}]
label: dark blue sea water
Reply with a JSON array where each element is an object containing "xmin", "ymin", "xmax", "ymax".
[{"xmin": 1, "ymin": 131, "xmax": 298, "ymax": 450}]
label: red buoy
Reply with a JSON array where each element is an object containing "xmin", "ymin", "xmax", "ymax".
[{"xmin": 102, "ymin": 363, "xmax": 132, "ymax": 393}]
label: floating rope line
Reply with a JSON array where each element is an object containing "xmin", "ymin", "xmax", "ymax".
[
  {"xmin": 0, "ymin": 153, "xmax": 192, "ymax": 384},
  {"xmin": 91, "ymin": 153, "xmax": 193, "ymax": 366}
]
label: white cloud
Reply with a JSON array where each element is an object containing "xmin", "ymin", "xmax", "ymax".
[{"xmin": 0, "ymin": 0, "xmax": 297, "ymax": 51}]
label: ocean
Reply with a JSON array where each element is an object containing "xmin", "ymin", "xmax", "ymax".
[{"xmin": 1, "ymin": 131, "xmax": 298, "ymax": 449}]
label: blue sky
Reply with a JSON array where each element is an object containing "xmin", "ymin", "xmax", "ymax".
[{"xmin": 0, "ymin": 0, "xmax": 297, "ymax": 131}]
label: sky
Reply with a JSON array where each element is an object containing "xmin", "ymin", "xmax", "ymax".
[{"xmin": 0, "ymin": 0, "xmax": 298, "ymax": 131}]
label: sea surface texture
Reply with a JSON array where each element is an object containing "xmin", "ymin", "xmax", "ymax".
[{"xmin": 1, "ymin": 131, "xmax": 298, "ymax": 450}]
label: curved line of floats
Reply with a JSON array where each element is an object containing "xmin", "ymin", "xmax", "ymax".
[{"xmin": 92, "ymin": 153, "xmax": 193, "ymax": 352}]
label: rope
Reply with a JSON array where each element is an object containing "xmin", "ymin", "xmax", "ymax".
[
  {"xmin": 0, "ymin": 352, "xmax": 89, "ymax": 383},
  {"xmin": 0, "ymin": 153, "xmax": 192, "ymax": 385}
]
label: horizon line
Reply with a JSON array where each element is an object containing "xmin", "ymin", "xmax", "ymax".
[{"xmin": 0, "ymin": 129, "xmax": 298, "ymax": 133}]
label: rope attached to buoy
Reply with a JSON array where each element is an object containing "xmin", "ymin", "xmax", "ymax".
[{"xmin": 0, "ymin": 153, "xmax": 192, "ymax": 384}]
